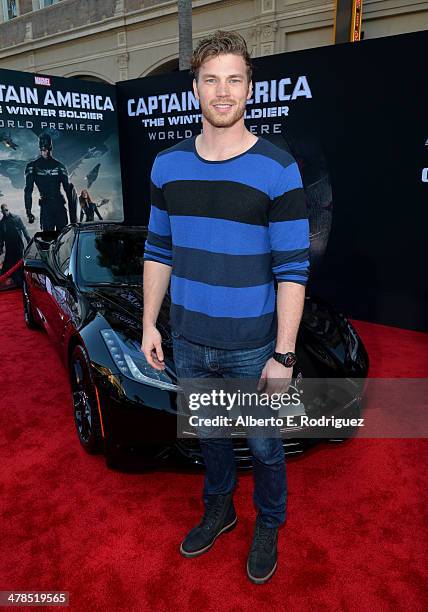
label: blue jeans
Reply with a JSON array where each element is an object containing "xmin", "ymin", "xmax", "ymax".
[{"xmin": 172, "ymin": 331, "xmax": 287, "ymax": 528}]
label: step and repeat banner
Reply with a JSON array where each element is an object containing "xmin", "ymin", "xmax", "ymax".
[
  {"xmin": 0, "ymin": 69, "xmax": 123, "ymax": 281},
  {"xmin": 117, "ymin": 30, "xmax": 428, "ymax": 332},
  {"xmin": 0, "ymin": 31, "xmax": 426, "ymax": 331}
]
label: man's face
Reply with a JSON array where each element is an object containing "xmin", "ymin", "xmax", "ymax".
[
  {"xmin": 1, "ymin": 205, "xmax": 9, "ymax": 216},
  {"xmin": 193, "ymin": 53, "xmax": 253, "ymax": 128},
  {"xmin": 40, "ymin": 147, "xmax": 50, "ymax": 159}
]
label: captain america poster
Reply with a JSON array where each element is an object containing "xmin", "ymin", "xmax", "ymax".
[{"xmin": 0, "ymin": 68, "xmax": 123, "ymax": 283}]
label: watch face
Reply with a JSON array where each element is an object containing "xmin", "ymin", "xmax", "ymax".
[
  {"xmin": 283, "ymin": 354, "xmax": 297, "ymax": 367},
  {"xmin": 274, "ymin": 352, "xmax": 297, "ymax": 367}
]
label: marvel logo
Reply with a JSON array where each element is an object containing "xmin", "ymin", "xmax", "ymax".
[{"xmin": 35, "ymin": 76, "xmax": 51, "ymax": 86}]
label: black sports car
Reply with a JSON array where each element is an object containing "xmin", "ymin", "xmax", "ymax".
[{"xmin": 22, "ymin": 223, "xmax": 369, "ymax": 468}]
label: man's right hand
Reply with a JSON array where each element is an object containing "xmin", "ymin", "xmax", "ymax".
[
  {"xmin": 27, "ymin": 213, "xmax": 35, "ymax": 224},
  {"xmin": 141, "ymin": 325, "xmax": 165, "ymax": 371}
]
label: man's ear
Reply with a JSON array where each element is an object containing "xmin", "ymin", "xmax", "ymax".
[
  {"xmin": 247, "ymin": 79, "xmax": 253, "ymax": 101},
  {"xmin": 192, "ymin": 78, "xmax": 199, "ymax": 101}
]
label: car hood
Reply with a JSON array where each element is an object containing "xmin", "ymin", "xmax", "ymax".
[
  {"xmin": 82, "ymin": 286, "xmax": 368, "ymax": 377},
  {"xmin": 83, "ymin": 285, "xmax": 173, "ymax": 347}
]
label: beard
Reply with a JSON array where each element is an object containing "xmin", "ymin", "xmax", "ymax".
[{"xmin": 200, "ymin": 97, "xmax": 247, "ymax": 128}]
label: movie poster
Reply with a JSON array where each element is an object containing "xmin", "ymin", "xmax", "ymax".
[
  {"xmin": 0, "ymin": 68, "xmax": 123, "ymax": 278},
  {"xmin": 117, "ymin": 31, "xmax": 428, "ymax": 331}
]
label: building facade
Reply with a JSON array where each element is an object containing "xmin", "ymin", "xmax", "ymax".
[{"xmin": 0, "ymin": 0, "xmax": 427, "ymax": 82}]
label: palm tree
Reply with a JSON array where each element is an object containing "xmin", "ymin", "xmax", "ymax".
[{"xmin": 178, "ymin": 0, "xmax": 193, "ymax": 70}]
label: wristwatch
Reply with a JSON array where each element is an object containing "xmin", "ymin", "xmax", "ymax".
[{"xmin": 272, "ymin": 351, "xmax": 297, "ymax": 368}]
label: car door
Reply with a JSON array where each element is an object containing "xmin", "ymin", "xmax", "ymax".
[{"xmin": 44, "ymin": 226, "xmax": 77, "ymax": 346}]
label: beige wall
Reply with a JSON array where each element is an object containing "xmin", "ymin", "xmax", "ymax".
[{"xmin": 0, "ymin": 0, "xmax": 426, "ymax": 81}]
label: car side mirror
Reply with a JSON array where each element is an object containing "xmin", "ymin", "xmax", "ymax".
[
  {"xmin": 65, "ymin": 273, "xmax": 77, "ymax": 295},
  {"xmin": 59, "ymin": 272, "xmax": 74, "ymax": 286}
]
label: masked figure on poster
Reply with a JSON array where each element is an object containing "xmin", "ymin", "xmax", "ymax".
[
  {"xmin": 0, "ymin": 203, "xmax": 30, "ymax": 286},
  {"xmin": 24, "ymin": 133, "xmax": 77, "ymax": 231},
  {"xmin": 79, "ymin": 189, "xmax": 103, "ymax": 222}
]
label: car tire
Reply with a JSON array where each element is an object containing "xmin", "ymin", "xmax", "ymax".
[
  {"xmin": 22, "ymin": 277, "xmax": 39, "ymax": 329},
  {"xmin": 70, "ymin": 345, "xmax": 102, "ymax": 454}
]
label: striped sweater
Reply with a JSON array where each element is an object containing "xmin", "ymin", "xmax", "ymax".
[{"xmin": 143, "ymin": 135, "xmax": 310, "ymax": 349}]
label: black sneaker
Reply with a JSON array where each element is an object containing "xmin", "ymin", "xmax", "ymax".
[
  {"xmin": 179, "ymin": 493, "xmax": 237, "ymax": 558},
  {"xmin": 246, "ymin": 515, "xmax": 279, "ymax": 584}
]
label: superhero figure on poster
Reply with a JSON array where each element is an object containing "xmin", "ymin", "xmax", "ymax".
[
  {"xmin": 24, "ymin": 133, "xmax": 77, "ymax": 230},
  {"xmin": 79, "ymin": 189, "xmax": 103, "ymax": 222},
  {"xmin": 0, "ymin": 203, "xmax": 30, "ymax": 286}
]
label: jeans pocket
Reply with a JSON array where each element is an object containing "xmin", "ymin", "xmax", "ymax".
[{"xmin": 250, "ymin": 339, "xmax": 276, "ymax": 363}]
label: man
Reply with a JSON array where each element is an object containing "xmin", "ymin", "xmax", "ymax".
[
  {"xmin": 141, "ymin": 30, "xmax": 309, "ymax": 584},
  {"xmin": 0, "ymin": 203, "xmax": 31, "ymax": 286},
  {"xmin": 24, "ymin": 133, "xmax": 76, "ymax": 231}
]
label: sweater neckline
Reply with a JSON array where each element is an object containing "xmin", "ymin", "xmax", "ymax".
[{"xmin": 192, "ymin": 135, "xmax": 260, "ymax": 164}]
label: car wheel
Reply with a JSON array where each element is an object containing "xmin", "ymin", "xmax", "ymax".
[
  {"xmin": 70, "ymin": 345, "xmax": 102, "ymax": 454},
  {"xmin": 22, "ymin": 277, "xmax": 39, "ymax": 329}
]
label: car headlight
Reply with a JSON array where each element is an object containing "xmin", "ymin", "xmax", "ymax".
[{"xmin": 100, "ymin": 329, "xmax": 179, "ymax": 391}]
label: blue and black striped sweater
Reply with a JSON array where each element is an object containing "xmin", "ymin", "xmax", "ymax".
[{"xmin": 144, "ymin": 135, "xmax": 310, "ymax": 349}]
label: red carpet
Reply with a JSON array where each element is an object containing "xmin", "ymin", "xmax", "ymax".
[{"xmin": 0, "ymin": 289, "xmax": 427, "ymax": 611}]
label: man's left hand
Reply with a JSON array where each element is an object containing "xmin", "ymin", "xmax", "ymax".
[{"xmin": 257, "ymin": 357, "xmax": 293, "ymax": 396}]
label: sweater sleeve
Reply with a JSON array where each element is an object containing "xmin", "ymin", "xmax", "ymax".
[
  {"xmin": 143, "ymin": 155, "xmax": 172, "ymax": 267},
  {"xmin": 268, "ymin": 159, "xmax": 310, "ymax": 285}
]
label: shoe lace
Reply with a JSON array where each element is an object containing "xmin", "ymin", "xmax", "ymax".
[{"xmin": 200, "ymin": 496, "xmax": 225, "ymax": 531}]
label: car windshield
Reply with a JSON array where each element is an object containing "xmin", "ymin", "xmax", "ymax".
[{"xmin": 77, "ymin": 228, "xmax": 146, "ymax": 286}]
